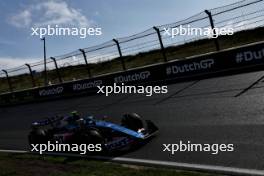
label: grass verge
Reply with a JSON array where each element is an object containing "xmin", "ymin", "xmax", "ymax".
[{"xmin": 0, "ymin": 153, "xmax": 225, "ymax": 176}]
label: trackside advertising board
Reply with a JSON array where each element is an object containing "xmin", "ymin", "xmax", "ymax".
[{"xmin": 1, "ymin": 41, "xmax": 264, "ymax": 105}]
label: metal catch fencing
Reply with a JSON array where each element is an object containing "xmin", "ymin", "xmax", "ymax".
[{"xmin": 0, "ymin": 0, "xmax": 264, "ymax": 93}]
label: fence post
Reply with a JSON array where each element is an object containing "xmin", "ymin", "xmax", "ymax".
[
  {"xmin": 2, "ymin": 70, "xmax": 12, "ymax": 92},
  {"xmin": 79, "ymin": 49, "xmax": 92, "ymax": 78},
  {"xmin": 113, "ymin": 39, "xmax": 126, "ymax": 71},
  {"xmin": 205, "ymin": 10, "xmax": 220, "ymax": 51},
  {"xmin": 25, "ymin": 64, "xmax": 36, "ymax": 87},
  {"xmin": 41, "ymin": 37, "xmax": 48, "ymax": 86},
  {"xmin": 50, "ymin": 57, "xmax": 63, "ymax": 84},
  {"xmin": 153, "ymin": 26, "xmax": 167, "ymax": 62}
]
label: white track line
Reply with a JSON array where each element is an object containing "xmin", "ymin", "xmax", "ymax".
[
  {"xmin": 0, "ymin": 149, "xmax": 28, "ymax": 153},
  {"xmin": 0, "ymin": 149, "xmax": 263, "ymax": 176}
]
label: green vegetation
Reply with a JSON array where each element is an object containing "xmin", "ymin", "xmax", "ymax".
[
  {"xmin": 0, "ymin": 153, "xmax": 225, "ymax": 176},
  {"xmin": 1, "ymin": 27, "xmax": 264, "ymax": 94}
]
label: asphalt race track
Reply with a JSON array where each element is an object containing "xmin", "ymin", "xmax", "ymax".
[{"xmin": 1, "ymin": 70, "xmax": 264, "ymax": 170}]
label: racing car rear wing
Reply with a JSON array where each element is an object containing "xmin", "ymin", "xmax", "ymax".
[{"xmin": 31, "ymin": 116, "xmax": 64, "ymax": 127}]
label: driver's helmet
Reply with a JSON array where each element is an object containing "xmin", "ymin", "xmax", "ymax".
[
  {"xmin": 66, "ymin": 111, "xmax": 80, "ymax": 123},
  {"xmin": 71, "ymin": 110, "xmax": 79, "ymax": 116}
]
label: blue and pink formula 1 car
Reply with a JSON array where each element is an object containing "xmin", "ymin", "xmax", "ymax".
[{"xmin": 28, "ymin": 112, "xmax": 158, "ymax": 154}]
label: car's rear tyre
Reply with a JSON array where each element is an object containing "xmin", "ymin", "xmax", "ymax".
[
  {"xmin": 121, "ymin": 113, "xmax": 144, "ymax": 131},
  {"xmin": 76, "ymin": 129, "xmax": 104, "ymax": 144},
  {"xmin": 28, "ymin": 129, "xmax": 48, "ymax": 147}
]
